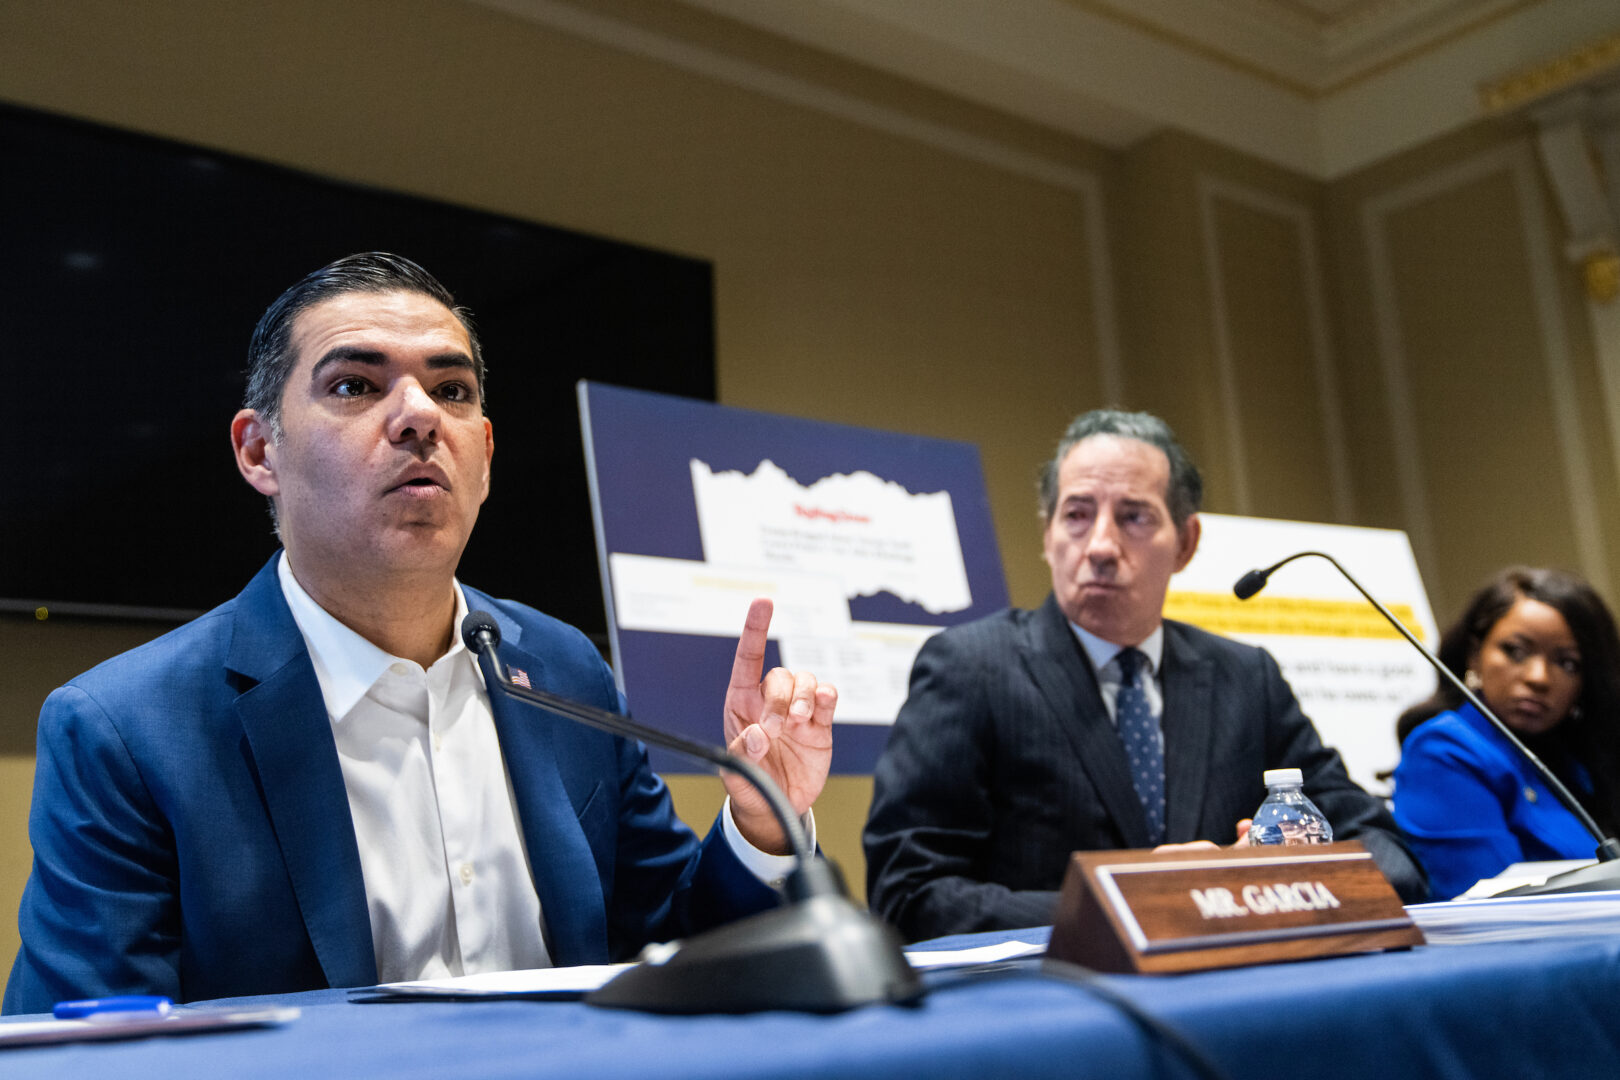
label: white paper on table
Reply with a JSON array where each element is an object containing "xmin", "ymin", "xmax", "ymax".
[
  {"xmin": 0, "ymin": 1006, "xmax": 299, "ymax": 1048},
  {"xmin": 1406, "ymin": 888, "xmax": 1620, "ymax": 945},
  {"xmin": 370, "ymin": 964, "xmax": 634, "ymax": 998},
  {"xmin": 365, "ymin": 940, "xmax": 1047, "ymax": 1001},
  {"xmin": 901, "ymin": 939, "xmax": 1046, "ymax": 969},
  {"xmin": 1458, "ymin": 860, "xmax": 1595, "ymax": 899}
]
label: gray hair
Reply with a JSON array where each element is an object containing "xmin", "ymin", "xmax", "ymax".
[{"xmin": 1037, "ymin": 409, "xmax": 1203, "ymax": 526}]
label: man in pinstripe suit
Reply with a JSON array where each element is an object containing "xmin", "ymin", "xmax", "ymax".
[{"xmin": 863, "ymin": 409, "xmax": 1424, "ymax": 942}]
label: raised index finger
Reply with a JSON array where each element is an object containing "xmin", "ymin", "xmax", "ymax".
[{"xmin": 728, "ymin": 598, "xmax": 775, "ymax": 692}]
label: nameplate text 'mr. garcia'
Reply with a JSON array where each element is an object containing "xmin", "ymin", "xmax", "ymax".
[{"xmin": 1046, "ymin": 841, "xmax": 1423, "ymax": 974}]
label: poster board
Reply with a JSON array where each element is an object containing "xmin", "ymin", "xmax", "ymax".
[
  {"xmin": 1166, "ymin": 514, "xmax": 1439, "ymax": 794},
  {"xmin": 578, "ymin": 382, "xmax": 1009, "ymax": 773}
]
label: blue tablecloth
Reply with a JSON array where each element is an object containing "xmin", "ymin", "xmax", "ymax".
[{"xmin": 5, "ymin": 928, "xmax": 1619, "ymax": 1079}]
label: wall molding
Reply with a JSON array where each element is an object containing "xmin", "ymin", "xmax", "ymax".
[
  {"xmin": 1360, "ymin": 140, "xmax": 1610, "ymax": 603},
  {"xmin": 1078, "ymin": 174, "xmax": 1125, "ymax": 408},
  {"xmin": 1195, "ymin": 174, "xmax": 1353, "ymax": 521},
  {"xmin": 471, "ymin": 0, "xmax": 1123, "ymax": 421},
  {"xmin": 473, "ymin": 0, "xmax": 1103, "ymax": 194}
]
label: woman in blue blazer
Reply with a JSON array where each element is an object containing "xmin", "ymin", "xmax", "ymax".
[{"xmin": 1392, "ymin": 568, "xmax": 1620, "ymax": 899}]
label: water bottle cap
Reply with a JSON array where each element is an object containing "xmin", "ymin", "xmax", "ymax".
[{"xmin": 1263, "ymin": 768, "xmax": 1303, "ymax": 787}]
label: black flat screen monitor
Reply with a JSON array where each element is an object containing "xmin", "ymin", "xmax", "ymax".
[{"xmin": 2, "ymin": 103, "xmax": 715, "ymax": 640}]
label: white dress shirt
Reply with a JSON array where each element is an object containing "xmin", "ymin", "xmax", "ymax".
[
  {"xmin": 1069, "ymin": 620, "xmax": 1166, "ymax": 744},
  {"xmin": 279, "ymin": 555, "xmax": 546, "ymax": 982},
  {"xmin": 276, "ymin": 555, "xmax": 805, "ymax": 983}
]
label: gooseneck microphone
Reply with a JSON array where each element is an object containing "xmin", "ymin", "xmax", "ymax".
[
  {"xmin": 460, "ymin": 611, "xmax": 921, "ymax": 1012},
  {"xmin": 461, "ymin": 613, "xmax": 818, "ymax": 873},
  {"xmin": 1234, "ymin": 552, "xmax": 1620, "ymax": 895}
]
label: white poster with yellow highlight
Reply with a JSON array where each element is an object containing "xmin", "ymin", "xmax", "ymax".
[{"xmin": 1166, "ymin": 513, "xmax": 1439, "ymax": 797}]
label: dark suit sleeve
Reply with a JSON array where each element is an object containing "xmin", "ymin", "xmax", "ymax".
[
  {"xmin": 578, "ymin": 662, "xmax": 775, "ymax": 961},
  {"xmin": 1255, "ymin": 649, "xmax": 1429, "ymax": 903},
  {"xmin": 600, "ymin": 732, "xmax": 777, "ymax": 959},
  {"xmin": 4, "ymin": 686, "xmax": 181, "ymax": 1015},
  {"xmin": 864, "ymin": 629, "xmax": 1058, "ymax": 942}
]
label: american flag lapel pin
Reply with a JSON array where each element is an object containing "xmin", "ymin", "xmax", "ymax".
[{"xmin": 509, "ymin": 666, "xmax": 532, "ymax": 689}]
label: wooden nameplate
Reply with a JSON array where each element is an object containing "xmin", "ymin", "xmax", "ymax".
[{"xmin": 1046, "ymin": 840, "xmax": 1423, "ymax": 974}]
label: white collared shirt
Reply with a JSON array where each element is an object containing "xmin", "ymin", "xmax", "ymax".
[
  {"xmin": 1068, "ymin": 621, "xmax": 1167, "ymax": 736},
  {"xmin": 279, "ymin": 555, "xmax": 547, "ymax": 983},
  {"xmin": 276, "ymin": 554, "xmax": 804, "ymax": 983}
]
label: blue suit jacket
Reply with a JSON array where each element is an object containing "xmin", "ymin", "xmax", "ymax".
[
  {"xmin": 1392, "ymin": 704, "xmax": 1596, "ymax": 899},
  {"xmin": 4, "ymin": 556, "xmax": 774, "ymax": 1014}
]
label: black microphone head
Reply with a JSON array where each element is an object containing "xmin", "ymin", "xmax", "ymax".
[
  {"xmin": 461, "ymin": 610, "xmax": 502, "ymax": 653},
  {"xmin": 1233, "ymin": 569, "xmax": 1270, "ymax": 601}
]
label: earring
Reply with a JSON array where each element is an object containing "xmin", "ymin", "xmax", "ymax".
[
  {"xmin": 1464, "ymin": 670, "xmax": 1483, "ymax": 691},
  {"xmin": 1568, "ymin": 705, "xmax": 1584, "ymax": 723}
]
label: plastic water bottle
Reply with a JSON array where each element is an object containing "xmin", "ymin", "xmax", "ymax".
[{"xmin": 1249, "ymin": 768, "xmax": 1333, "ymax": 846}]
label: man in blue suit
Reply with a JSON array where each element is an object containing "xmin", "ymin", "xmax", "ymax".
[{"xmin": 5, "ymin": 253, "xmax": 836, "ymax": 1013}]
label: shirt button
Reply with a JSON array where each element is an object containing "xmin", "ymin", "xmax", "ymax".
[
  {"xmin": 389, "ymin": 662, "xmax": 409, "ymax": 676},
  {"xmin": 433, "ymin": 734, "xmax": 443, "ymax": 754},
  {"xmin": 460, "ymin": 862, "xmax": 474, "ymax": 885}
]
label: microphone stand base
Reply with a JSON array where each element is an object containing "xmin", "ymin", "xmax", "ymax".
[{"xmin": 586, "ymin": 895, "xmax": 923, "ymax": 1014}]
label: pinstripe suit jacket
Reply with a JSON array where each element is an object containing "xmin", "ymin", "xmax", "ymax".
[{"xmin": 863, "ymin": 595, "xmax": 1425, "ymax": 941}]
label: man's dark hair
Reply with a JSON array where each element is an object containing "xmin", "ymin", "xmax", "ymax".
[
  {"xmin": 1037, "ymin": 408, "xmax": 1203, "ymax": 527},
  {"xmin": 243, "ymin": 252, "xmax": 486, "ymax": 440}
]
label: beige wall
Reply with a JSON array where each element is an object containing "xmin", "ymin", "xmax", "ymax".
[
  {"xmin": 2, "ymin": 0, "xmax": 1613, "ymax": 978},
  {"xmin": 1327, "ymin": 117, "xmax": 1620, "ymax": 621},
  {"xmin": 1115, "ymin": 130, "xmax": 1350, "ymax": 525}
]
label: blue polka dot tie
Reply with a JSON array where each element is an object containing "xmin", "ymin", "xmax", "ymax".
[{"xmin": 1114, "ymin": 647, "xmax": 1166, "ymax": 846}]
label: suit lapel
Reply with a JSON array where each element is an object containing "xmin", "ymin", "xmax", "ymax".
[
  {"xmin": 471, "ymin": 599, "xmax": 609, "ymax": 967},
  {"xmin": 227, "ymin": 556, "xmax": 376, "ymax": 988},
  {"xmin": 1160, "ymin": 621, "xmax": 1214, "ymax": 842},
  {"xmin": 1022, "ymin": 597, "xmax": 1154, "ymax": 849}
]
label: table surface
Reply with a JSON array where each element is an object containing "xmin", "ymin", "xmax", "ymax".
[{"xmin": 4, "ymin": 926, "xmax": 1619, "ymax": 1080}]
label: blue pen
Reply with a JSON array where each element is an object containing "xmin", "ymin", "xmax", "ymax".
[{"xmin": 54, "ymin": 995, "xmax": 173, "ymax": 1020}]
